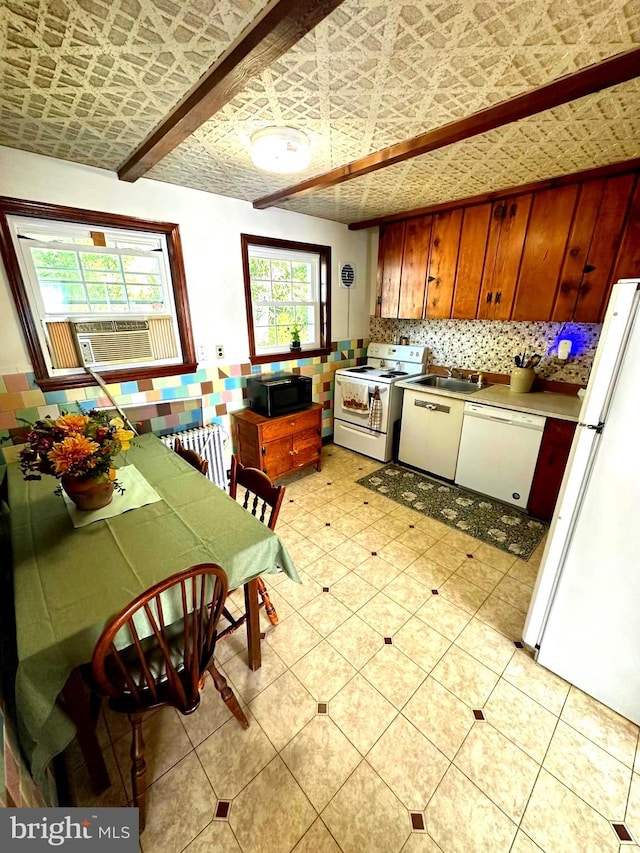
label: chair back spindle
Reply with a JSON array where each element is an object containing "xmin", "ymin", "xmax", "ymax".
[
  {"xmin": 220, "ymin": 456, "xmax": 286, "ymax": 636},
  {"xmin": 230, "ymin": 456, "xmax": 285, "ymax": 531},
  {"xmin": 174, "ymin": 438, "xmax": 209, "ymax": 476},
  {"xmin": 92, "ymin": 564, "xmax": 227, "ymax": 716},
  {"xmin": 91, "ymin": 564, "xmax": 247, "ymax": 830}
]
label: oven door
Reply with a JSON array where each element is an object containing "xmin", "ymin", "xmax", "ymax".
[{"xmin": 334, "ymin": 376, "xmax": 389, "ymax": 432}]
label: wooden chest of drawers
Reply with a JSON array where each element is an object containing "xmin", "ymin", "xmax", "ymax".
[{"xmin": 231, "ymin": 403, "xmax": 322, "ymax": 480}]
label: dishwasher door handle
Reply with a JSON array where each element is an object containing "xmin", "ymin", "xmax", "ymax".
[{"xmin": 414, "ymin": 399, "xmax": 451, "ymax": 414}]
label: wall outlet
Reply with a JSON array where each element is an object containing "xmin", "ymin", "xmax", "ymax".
[
  {"xmin": 196, "ymin": 345, "xmax": 207, "ymax": 361},
  {"xmin": 216, "ymin": 345, "xmax": 224, "ymax": 359}
]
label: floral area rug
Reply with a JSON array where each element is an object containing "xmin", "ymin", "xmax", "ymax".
[{"xmin": 357, "ymin": 464, "xmax": 547, "ymax": 561}]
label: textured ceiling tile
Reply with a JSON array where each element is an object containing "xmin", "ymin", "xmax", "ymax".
[
  {"xmin": 279, "ymin": 79, "xmax": 640, "ymax": 223},
  {"xmin": 0, "ymin": 0, "xmax": 272, "ymax": 168},
  {"xmin": 2, "ymin": 0, "xmax": 640, "ymax": 221},
  {"xmin": 148, "ymin": 0, "xmax": 640, "ymax": 219}
]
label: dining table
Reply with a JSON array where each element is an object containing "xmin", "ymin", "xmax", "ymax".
[{"xmin": 6, "ymin": 433, "xmax": 299, "ymax": 793}]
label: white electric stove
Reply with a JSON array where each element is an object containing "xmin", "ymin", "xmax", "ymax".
[{"xmin": 334, "ymin": 342, "xmax": 428, "ymax": 461}]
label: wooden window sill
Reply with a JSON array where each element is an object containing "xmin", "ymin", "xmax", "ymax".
[
  {"xmin": 249, "ymin": 347, "xmax": 332, "ymax": 365},
  {"xmin": 35, "ymin": 362, "xmax": 198, "ymax": 392}
]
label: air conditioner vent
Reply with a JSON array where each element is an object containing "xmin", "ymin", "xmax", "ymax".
[{"xmin": 72, "ymin": 319, "xmax": 153, "ymax": 366}]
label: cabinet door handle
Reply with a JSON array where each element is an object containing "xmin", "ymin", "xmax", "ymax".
[
  {"xmin": 486, "ymin": 292, "xmax": 493, "ymax": 304},
  {"xmin": 495, "ymin": 291, "xmax": 501, "ymax": 305}
]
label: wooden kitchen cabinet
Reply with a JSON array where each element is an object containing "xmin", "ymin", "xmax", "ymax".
[
  {"xmin": 425, "ymin": 209, "xmax": 463, "ymax": 318},
  {"xmin": 511, "ymin": 186, "xmax": 579, "ymax": 321},
  {"xmin": 553, "ymin": 174, "xmax": 635, "ymax": 322},
  {"xmin": 375, "ymin": 166, "xmax": 640, "ymax": 323},
  {"xmin": 610, "ymin": 176, "xmax": 640, "ymax": 310},
  {"xmin": 398, "ymin": 216, "xmax": 432, "ymax": 318},
  {"xmin": 451, "ymin": 203, "xmax": 492, "ymax": 319},
  {"xmin": 478, "ymin": 194, "xmax": 532, "ymax": 320},
  {"xmin": 231, "ymin": 403, "xmax": 322, "ymax": 481},
  {"xmin": 527, "ymin": 418, "xmax": 576, "ymax": 521},
  {"xmin": 377, "ymin": 221, "xmax": 405, "ymax": 317}
]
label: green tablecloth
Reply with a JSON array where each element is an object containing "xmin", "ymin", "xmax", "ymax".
[{"xmin": 8, "ymin": 434, "xmax": 299, "ymax": 786}]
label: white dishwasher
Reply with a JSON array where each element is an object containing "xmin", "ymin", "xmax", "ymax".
[
  {"xmin": 455, "ymin": 402, "xmax": 545, "ymax": 508},
  {"xmin": 398, "ymin": 389, "xmax": 465, "ymax": 480}
]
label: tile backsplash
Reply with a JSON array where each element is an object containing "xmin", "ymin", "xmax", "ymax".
[{"xmin": 370, "ymin": 318, "xmax": 600, "ymax": 385}]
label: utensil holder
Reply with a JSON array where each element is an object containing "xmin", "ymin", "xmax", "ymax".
[{"xmin": 510, "ymin": 367, "xmax": 536, "ymax": 393}]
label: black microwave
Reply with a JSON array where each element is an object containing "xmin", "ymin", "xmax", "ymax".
[{"xmin": 246, "ymin": 373, "xmax": 312, "ymax": 417}]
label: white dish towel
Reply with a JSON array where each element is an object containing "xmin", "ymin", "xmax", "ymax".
[{"xmin": 341, "ymin": 382, "xmax": 369, "ymax": 413}]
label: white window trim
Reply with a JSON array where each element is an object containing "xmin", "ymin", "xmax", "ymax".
[{"xmin": 247, "ymin": 243, "xmax": 321, "ymax": 355}]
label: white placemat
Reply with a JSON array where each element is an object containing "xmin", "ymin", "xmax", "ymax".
[{"xmin": 62, "ymin": 465, "xmax": 162, "ymax": 528}]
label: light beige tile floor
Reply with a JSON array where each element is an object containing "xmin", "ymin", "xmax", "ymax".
[{"xmin": 68, "ymin": 444, "xmax": 640, "ymax": 853}]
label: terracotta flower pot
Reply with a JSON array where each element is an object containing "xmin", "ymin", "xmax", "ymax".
[{"xmin": 61, "ymin": 474, "xmax": 115, "ymax": 511}]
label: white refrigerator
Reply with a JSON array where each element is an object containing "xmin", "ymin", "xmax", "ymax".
[{"xmin": 523, "ymin": 279, "xmax": 640, "ymax": 726}]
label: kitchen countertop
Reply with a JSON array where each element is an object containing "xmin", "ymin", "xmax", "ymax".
[{"xmin": 396, "ymin": 376, "xmax": 583, "ymax": 422}]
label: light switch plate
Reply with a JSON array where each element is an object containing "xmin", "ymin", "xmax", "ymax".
[{"xmin": 196, "ymin": 345, "xmax": 207, "ymax": 361}]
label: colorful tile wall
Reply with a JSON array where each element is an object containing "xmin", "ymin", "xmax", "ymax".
[{"xmin": 0, "ymin": 339, "xmax": 368, "ymax": 462}]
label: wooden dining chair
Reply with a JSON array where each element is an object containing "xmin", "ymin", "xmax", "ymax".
[
  {"xmin": 91, "ymin": 563, "xmax": 248, "ymax": 830},
  {"xmin": 221, "ymin": 455, "xmax": 286, "ymax": 635},
  {"xmin": 173, "ymin": 437, "xmax": 209, "ymax": 476}
]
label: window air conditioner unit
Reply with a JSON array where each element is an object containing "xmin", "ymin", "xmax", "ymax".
[{"xmin": 71, "ymin": 319, "xmax": 154, "ymax": 367}]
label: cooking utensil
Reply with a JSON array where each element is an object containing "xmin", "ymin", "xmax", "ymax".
[
  {"xmin": 526, "ymin": 354, "xmax": 542, "ymax": 368},
  {"xmin": 514, "ymin": 354, "xmax": 522, "ymax": 367}
]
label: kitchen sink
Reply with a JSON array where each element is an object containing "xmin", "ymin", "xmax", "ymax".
[{"xmin": 410, "ymin": 375, "xmax": 484, "ymax": 394}]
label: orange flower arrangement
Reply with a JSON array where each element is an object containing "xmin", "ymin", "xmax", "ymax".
[{"xmin": 19, "ymin": 409, "xmax": 134, "ymax": 488}]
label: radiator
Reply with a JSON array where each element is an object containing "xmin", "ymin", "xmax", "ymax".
[{"xmin": 160, "ymin": 425, "xmax": 228, "ymax": 490}]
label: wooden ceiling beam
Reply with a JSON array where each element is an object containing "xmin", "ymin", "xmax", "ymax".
[
  {"xmin": 348, "ymin": 157, "xmax": 640, "ymax": 230},
  {"xmin": 252, "ymin": 46, "xmax": 640, "ymax": 210},
  {"xmin": 118, "ymin": 0, "xmax": 347, "ymax": 183}
]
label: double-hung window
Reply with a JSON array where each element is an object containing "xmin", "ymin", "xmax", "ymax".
[
  {"xmin": 12, "ymin": 220, "xmax": 172, "ymax": 317},
  {"xmin": 241, "ymin": 234, "xmax": 331, "ymax": 363},
  {"xmin": 0, "ymin": 196, "xmax": 195, "ymax": 390}
]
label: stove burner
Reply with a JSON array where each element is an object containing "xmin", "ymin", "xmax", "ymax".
[
  {"xmin": 379, "ymin": 371, "xmax": 409, "ymax": 378},
  {"xmin": 346, "ymin": 366, "xmax": 375, "ymax": 373}
]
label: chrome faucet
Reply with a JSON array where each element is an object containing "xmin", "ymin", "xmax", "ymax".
[{"xmin": 445, "ymin": 366, "xmax": 461, "ymax": 378}]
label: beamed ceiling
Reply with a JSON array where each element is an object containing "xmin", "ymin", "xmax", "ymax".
[{"xmin": 1, "ymin": 0, "xmax": 640, "ymax": 225}]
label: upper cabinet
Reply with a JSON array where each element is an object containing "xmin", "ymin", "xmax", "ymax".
[
  {"xmin": 398, "ymin": 216, "xmax": 432, "ymax": 318},
  {"xmin": 552, "ymin": 174, "xmax": 635, "ymax": 323},
  {"xmin": 451, "ymin": 203, "xmax": 491, "ymax": 319},
  {"xmin": 478, "ymin": 194, "xmax": 532, "ymax": 320},
  {"xmin": 377, "ymin": 221, "xmax": 405, "ymax": 317},
  {"xmin": 511, "ymin": 186, "xmax": 578, "ymax": 321},
  {"xmin": 375, "ymin": 167, "xmax": 640, "ymax": 323},
  {"xmin": 424, "ymin": 209, "xmax": 463, "ymax": 318}
]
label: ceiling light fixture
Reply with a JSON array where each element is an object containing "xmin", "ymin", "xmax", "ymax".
[{"xmin": 250, "ymin": 126, "xmax": 311, "ymax": 174}]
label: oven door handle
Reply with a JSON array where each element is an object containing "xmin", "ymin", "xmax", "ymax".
[{"xmin": 336, "ymin": 379, "xmax": 388, "ymax": 394}]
